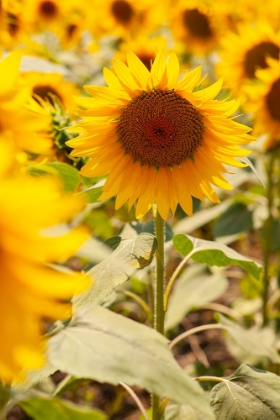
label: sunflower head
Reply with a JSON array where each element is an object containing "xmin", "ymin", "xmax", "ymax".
[
  {"xmin": 217, "ymin": 21, "xmax": 280, "ymax": 99},
  {"xmin": 89, "ymin": 0, "xmax": 165, "ymax": 39},
  {"xmin": 245, "ymin": 57, "xmax": 280, "ymax": 151},
  {"xmin": 169, "ymin": 0, "xmax": 226, "ymax": 55},
  {"xmin": 37, "ymin": 0, "xmax": 60, "ymax": 21},
  {"xmin": 67, "ymin": 49, "xmax": 253, "ymax": 220}
]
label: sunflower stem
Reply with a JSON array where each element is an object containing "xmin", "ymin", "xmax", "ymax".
[
  {"xmin": 152, "ymin": 204, "xmax": 165, "ymax": 420},
  {"xmin": 262, "ymin": 152, "xmax": 275, "ymax": 326}
]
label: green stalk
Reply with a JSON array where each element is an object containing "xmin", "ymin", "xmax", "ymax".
[
  {"xmin": 152, "ymin": 204, "xmax": 165, "ymax": 420},
  {"xmin": 262, "ymin": 153, "xmax": 275, "ymax": 326}
]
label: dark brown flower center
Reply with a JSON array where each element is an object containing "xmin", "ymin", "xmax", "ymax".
[
  {"xmin": 7, "ymin": 13, "xmax": 19, "ymax": 35},
  {"xmin": 266, "ymin": 78, "xmax": 280, "ymax": 121},
  {"xmin": 33, "ymin": 85, "xmax": 62, "ymax": 107},
  {"xmin": 66, "ymin": 23, "xmax": 78, "ymax": 39},
  {"xmin": 111, "ymin": 0, "xmax": 134, "ymax": 24},
  {"xmin": 183, "ymin": 9, "xmax": 213, "ymax": 39},
  {"xmin": 118, "ymin": 90, "xmax": 204, "ymax": 167},
  {"xmin": 243, "ymin": 42, "xmax": 280, "ymax": 78},
  {"xmin": 38, "ymin": 1, "xmax": 59, "ymax": 20}
]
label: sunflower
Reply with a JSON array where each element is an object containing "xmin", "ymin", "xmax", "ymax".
[
  {"xmin": 217, "ymin": 21, "xmax": 280, "ymax": 99},
  {"xmin": 169, "ymin": 0, "xmax": 225, "ymax": 56},
  {"xmin": 21, "ymin": 0, "xmax": 70, "ymax": 35},
  {"xmin": 88, "ymin": 0, "xmax": 165, "ymax": 40},
  {"xmin": 0, "ymin": 164, "xmax": 89, "ymax": 382},
  {"xmin": 20, "ymin": 71, "xmax": 80, "ymax": 115},
  {"xmin": 245, "ymin": 58, "xmax": 280, "ymax": 151},
  {"xmin": 67, "ymin": 50, "xmax": 252, "ymax": 220},
  {"xmin": 0, "ymin": 1, "xmax": 28, "ymax": 50},
  {"xmin": 0, "ymin": 52, "xmax": 53, "ymax": 159}
]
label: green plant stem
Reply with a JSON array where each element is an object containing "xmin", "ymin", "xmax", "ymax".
[
  {"xmin": 152, "ymin": 205, "xmax": 165, "ymax": 420},
  {"xmin": 262, "ymin": 153, "xmax": 275, "ymax": 326},
  {"xmin": 193, "ymin": 376, "xmax": 227, "ymax": 384}
]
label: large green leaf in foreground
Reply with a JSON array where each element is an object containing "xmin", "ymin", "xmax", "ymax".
[
  {"xmin": 210, "ymin": 364, "xmax": 280, "ymax": 419},
  {"xmin": 48, "ymin": 306, "xmax": 210, "ymax": 414},
  {"xmin": 73, "ymin": 233, "xmax": 157, "ymax": 307}
]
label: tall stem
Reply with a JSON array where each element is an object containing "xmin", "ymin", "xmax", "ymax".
[
  {"xmin": 152, "ymin": 205, "xmax": 165, "ymax": 420},
  {"xmin": 262, "ymin": 153, "xmax": 275, "ymax": 326}
]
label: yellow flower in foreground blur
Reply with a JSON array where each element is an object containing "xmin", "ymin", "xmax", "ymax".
[
  {"xmin": 217, "ymin": 22, "xmax": 280, "ymax": 99},
  {"xmin": 67, "ymin": 50, "xmax": 253, "ymax": 220},
  {"xmin": 0, "ymin": 173, "xmax": 89, "ymax": 383},
  {"xmin": 0, "ymin": 52, "xmax": 52, "ymax": 158},
  {"xmin": 245, "ymin": 58, "xmax": 280, "ymax": 151}
]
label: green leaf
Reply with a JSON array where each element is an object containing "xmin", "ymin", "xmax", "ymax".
[
  {"xmin": 79, "ymin": 186, "xmax": 103, "ymax": 203},
  {"xmin": 213, "ymin": 202, "xmax": 253, "ymax": 238},
  {"xmin": 19, "ymin": 397, "xmax": 106, "ymax": 420},
  {"xmin": 46, "ymin": 162, "xmax": 80, "ymax": 192},
  {"xmin": 48, "ymin": 306, "xmax": 211, "ymax": 414},
  {"xmin": 165, "ymin": 401, "xmax": 215, "ymax": 420},
  {"xmin": 0, "ymin": 384, "xmax": 10, "ymax": 411},
  {"xmin": 104, "ymin": 236, "xmax": 122, "ymax": 250},
  {"xmin": 173, "ymin": 234, "xmax": 194, "ymax": 256},
  {"xmin": 173, "ymin": 234, "xmax": 262, "ymax": 280},
  {"xmin": 165, "ymin": 266, "xmax": 228, "ymax": 330},
  {"xmin": 210, "ymin": 364, "xmax": 280, "ymax": 419},
  {"xmin": 73, "ymin": 233, "xmax": 157, "ymax": 307},
  {"xmin": 217, "ymin": 314, "xmax": 280, "ymax": 364},
  {"xmin": 84, "ymin": 210, "xmax": 114, "ymax": 239}
]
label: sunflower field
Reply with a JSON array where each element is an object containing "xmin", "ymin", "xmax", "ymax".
[{"xmin": 1, "ymin": 0, "xmax": 280, "ymax": 419}]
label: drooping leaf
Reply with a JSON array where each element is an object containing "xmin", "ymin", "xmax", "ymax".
[
  {"xmin": 165, "ymin": 400, "xmax": 215, "ymax": 420},
  {"xmin": 210, "ymin": 364, "xmax": 280, "ymax": 419},
  {"xmin": 217, "ymin": 314, "xmax": 280, "ymax": 364},
  {"xmin": 213, "ymin": 202, "xmax": 253, "ymax": 238},
  {"xmin": 19, "ymin": 397, "xmax": 106, "ymax": 420},
  {"xmin": 48, "ymin": 306, "xmax": 211, "ymax": 414},
  {"xmin": 240, "ymin": 156, "xmax": 266, "ymax": 187},
  {"xmin": 173, "ymin": 234, "xmax": 262, "ymax": 280},
  {"xmin": 165, "ymin": 266, "xmax": 228, "ymax": 330},
  {"xmin": 73, "ymin": 233, "xmax": 157, "ymax": 307}
]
